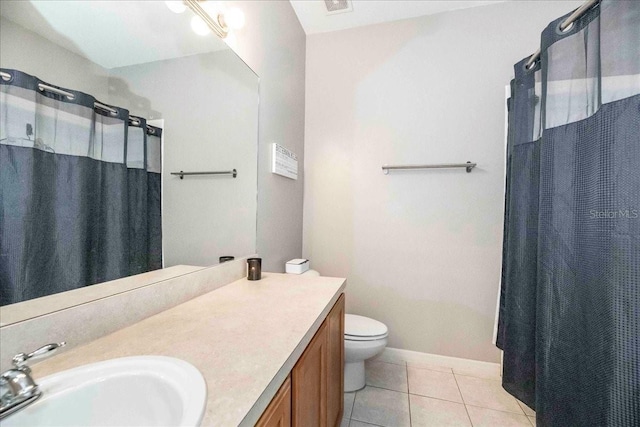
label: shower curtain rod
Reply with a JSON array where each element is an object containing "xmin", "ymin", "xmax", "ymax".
[
  {"xmin": 0, "ymin": 70, "xmax": 158, "ymax": 135},
  {"xmin": 525, "ymin": 0, "xmax": 600, "ymax": 70}
]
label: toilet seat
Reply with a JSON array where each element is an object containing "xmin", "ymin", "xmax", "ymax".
[
  {"xmin": 345, "ymin": 314, "xmax": 388, "ymax": 341},
  {"xmin": 345, "ymin": 333, "xmax": 388, "ymax": 342}
]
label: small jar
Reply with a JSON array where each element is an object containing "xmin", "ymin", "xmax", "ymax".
[{"xmin": 247, "ymin": 258, "xmax": 262, "ymax": 281}]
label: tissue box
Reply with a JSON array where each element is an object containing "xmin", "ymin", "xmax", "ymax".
[{"xmin": 286, "ymin": 259, "xmax": 310, "ymax": 274}]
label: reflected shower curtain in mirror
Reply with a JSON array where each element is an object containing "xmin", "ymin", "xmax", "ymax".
[
  {"xmin": 0, "ymin": 69, "xmax": 162, "ymax": 305},
  {"xmin": 497, "ymin": 1, "xmax": 639, "ymax": 426}
]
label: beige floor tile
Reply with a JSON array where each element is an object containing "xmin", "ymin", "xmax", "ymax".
[
  {"xmin": 528, "ymin": 415, "xmax": 536, "ymax": 426},
  {"xmin": 351, "ymin": 386, "xmax": 410, "ymax": 427},
  {"xmin": 452, "ymin": 365, "xmax": 501, "ymax": 379},
  {"xmin": 408, "ymin": 367, "xmax": 463, "ymax": 403},
  {"xmin": 340, "ymin": 417, "xmax": 350, "ymax": 427},
  {"xmin": 409, "ymin": 394, "xmax": 471, "ymax": 426},
  {"xmin": 517, "ymin": 399, "xmax": 535, "ymax": 416},
  {"xmin": 466, "ymin": 406, "xmax": 532, "ymax": 427},
  {"xmin": 344, "ymin": 392, "xmax": 356, "ymax": 418},
  {"xmin": 365, "ymin": 361, "xmax": 408, "ymax": 392},
  {"xmin": 455, "ymin": 375, "xmax": 523, "ymax": 414},
  {"xmin": 406, "ymin": 361, "xmax": 453, "ymax": 373},
  {"xmin": 371, "ymin": 351, "xmax": 407, "ymax": 366},
  {"xmin": 349, "ymin": 421, "xmax": 380, "ymax": 427}
]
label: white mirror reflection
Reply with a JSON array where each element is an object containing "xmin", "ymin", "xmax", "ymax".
[{"xmin": 0, "ymin": 1, "xmax": 258, "ymax": 308}]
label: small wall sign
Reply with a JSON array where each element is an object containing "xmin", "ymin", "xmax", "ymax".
[{"xmin": 271, "ymin": 143, "xmax": 298, "ymax": 180}]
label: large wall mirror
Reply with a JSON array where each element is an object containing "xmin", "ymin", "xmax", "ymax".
[{"xmin": 0, "ymin": 1, "xmax": 258, "ymax": 311}]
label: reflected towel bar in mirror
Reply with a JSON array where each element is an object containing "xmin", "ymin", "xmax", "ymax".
[
  {"xmin": 171, "ymin": 169, "xmax": 238, "ymax": 179},
  {"xmin": 382, "ymin": 162, "xmax": 477, "ymax": 174}
]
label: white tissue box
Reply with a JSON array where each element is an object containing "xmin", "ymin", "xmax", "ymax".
[{"xmin": 286, "ymin": 259, "xmax": 310, "ymax": 274}]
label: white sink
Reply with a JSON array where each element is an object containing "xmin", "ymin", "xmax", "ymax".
[{"xmin": 2, "ymin": 356, "xmax": 207, "ymax": 427}]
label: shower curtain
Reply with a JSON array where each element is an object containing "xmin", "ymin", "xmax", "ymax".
[
  {"xmin": 497, "ymin": 1, "xmax": 639, "ymax": 426},
  {"xmin": 0, "ymin": 69, "xmax": 162, "ymax": 305}
]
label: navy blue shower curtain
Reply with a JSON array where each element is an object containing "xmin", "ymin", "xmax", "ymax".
[
  {"xmin": 497, "ymin": 1, "xmax": 639, "ymax": 426},
  {"xmin": 0, "ymin": 69, "xmax": 162, "ymax": 305}
]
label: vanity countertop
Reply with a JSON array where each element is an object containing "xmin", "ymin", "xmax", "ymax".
[{"xmin": 31, "ymin": 272, "xmax": 346, "ymax": 426}]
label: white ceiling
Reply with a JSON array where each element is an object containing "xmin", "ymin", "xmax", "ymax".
[
  {"xmin": 290, "ymin": 0, "xmax": 506, "ymax": 34},
  {"xmin": 0, "ymin": 1, "xmax": 228, "ymax": 69}
]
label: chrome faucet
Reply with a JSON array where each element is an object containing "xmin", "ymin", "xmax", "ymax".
[{"xmin": 0, "ymin": 342, "xmax": 66, "ymax": 419}]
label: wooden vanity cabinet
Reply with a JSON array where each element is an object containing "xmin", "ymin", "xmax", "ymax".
[
  {"xmin": 292, "ymin": 293, "xmax": 345, "ymax": 427},
  {"xmin": 260, "ymin": 293, "xmax": 345, "ymax": 427},
  {"xmin": 256, "ymin": 376, "xmax": 292, "ymax": 427},
  {"xmin": 292, "ymin": 322, "xmax": 328, "ymax": 426},
  {"xmin": 325, "ymin": 294, "xmax": 345, "ymax": 427}
]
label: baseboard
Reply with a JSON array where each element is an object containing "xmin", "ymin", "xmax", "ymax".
[{"xmin": 374, "ymin": 347, "xmax": 502, "ymax": 378}]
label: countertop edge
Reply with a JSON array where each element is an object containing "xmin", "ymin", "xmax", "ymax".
[{"xmin": 239, "ymin": 279, "xmax": 347, "ymax": 426}]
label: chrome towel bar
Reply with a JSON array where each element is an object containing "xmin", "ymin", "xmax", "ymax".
[
  {"xmin": 382, "ymin": 162, "xmax": 477, "ymax": 174},
  {"xmin": 171, "ymin": 169, "xmax": 237, "ymax": 179}
]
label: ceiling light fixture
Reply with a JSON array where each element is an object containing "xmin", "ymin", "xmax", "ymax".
[
  {"xmin": 190, "ymin": 15, "xmax": 211, "ymax": 36},
  {"xmin": 219, "ymin": 7, "xmax": 245, "ymax": 31},
  {"xmin": 184, "ymin": 0, "xmax": 245, "ymax": 39}
]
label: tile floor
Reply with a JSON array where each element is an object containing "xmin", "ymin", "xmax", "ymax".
[{"xmin": 341, "ymin": 358, "xmax": 536, "ymax": 427}]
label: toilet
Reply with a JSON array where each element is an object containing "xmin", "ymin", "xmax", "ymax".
[
  {"xmin": 344, "ymin": 314, "xmax": 388, "ymax": 392},
  {"xmin": 285, "ymin": 265, "xmax": 388, "ymax": 392}
]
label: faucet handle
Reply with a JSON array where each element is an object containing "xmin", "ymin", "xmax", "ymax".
[{"xmin": 12, "ymin": 342, "xmax": 66, "ymax": 370}]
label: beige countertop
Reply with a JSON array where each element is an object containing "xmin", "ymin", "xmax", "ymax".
[{"xmin": 31, "ymin": 273, "xmax": 346, "ymax": 426}]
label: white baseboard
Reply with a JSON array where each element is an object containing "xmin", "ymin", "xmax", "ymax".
[{"xmin": 374, "ymin": 347, "xmax": 502, "ymax": 379}]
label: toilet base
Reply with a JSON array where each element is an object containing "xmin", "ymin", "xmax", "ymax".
[{"xmin": 344, "ymin": 361, "xmax": 366, "ymax": 392}]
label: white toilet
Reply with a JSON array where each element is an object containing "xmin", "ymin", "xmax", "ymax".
[
  {"xmin": 285, "ymin": 265, "xmax": 388, "ymax": 392},
  {"xmin": 344, "ymin": 314, "xmax": 388, "ymax": 392}
]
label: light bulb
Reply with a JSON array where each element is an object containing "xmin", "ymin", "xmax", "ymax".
[
  {"xmin": 222, "ymin": 7, "xmax": 245, "ymax": 30},
  {"xmin": 191, "ymin": 16, "xmax": 211, "ymax": 36},
  {"xmin": 165, "ymin": 1, "xmax": 186, "ymax": 14}
]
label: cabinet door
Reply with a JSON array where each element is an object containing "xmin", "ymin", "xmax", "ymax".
[
  {"xmin": 292, "ymin": 322, "xmax": 328, "ymax": 427},
  {"xmin": 256, "ymin": 375, "xmax": 292, "ymax": 427},
  {"xmin": 326, "ymin": 294, "xmax": 345, "ymax": 427}
]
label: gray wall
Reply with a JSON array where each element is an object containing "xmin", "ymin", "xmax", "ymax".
[
  {"xmin": 303, "ymin": 1, "xmax": 581, "ymax": 362},
  {"xmin": 0, "ymin": 16, "xmax": 110, "ymax": 101},
  {"xmin": 227, "ymin": 1, "xmax": 307, "ymax": 272},
  {"xmin": 109, "ymin": 52, "xmax": 259, "ymax": 268}
]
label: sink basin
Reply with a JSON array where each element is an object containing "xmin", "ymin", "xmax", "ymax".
[{"xmin": 2, "ymin": 356, "xmax": 207, "ymax": 427}]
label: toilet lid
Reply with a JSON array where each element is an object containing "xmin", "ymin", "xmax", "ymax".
[{"xmin": 345, "ymin": 314, "xmax": 388, "ymax": 339}]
